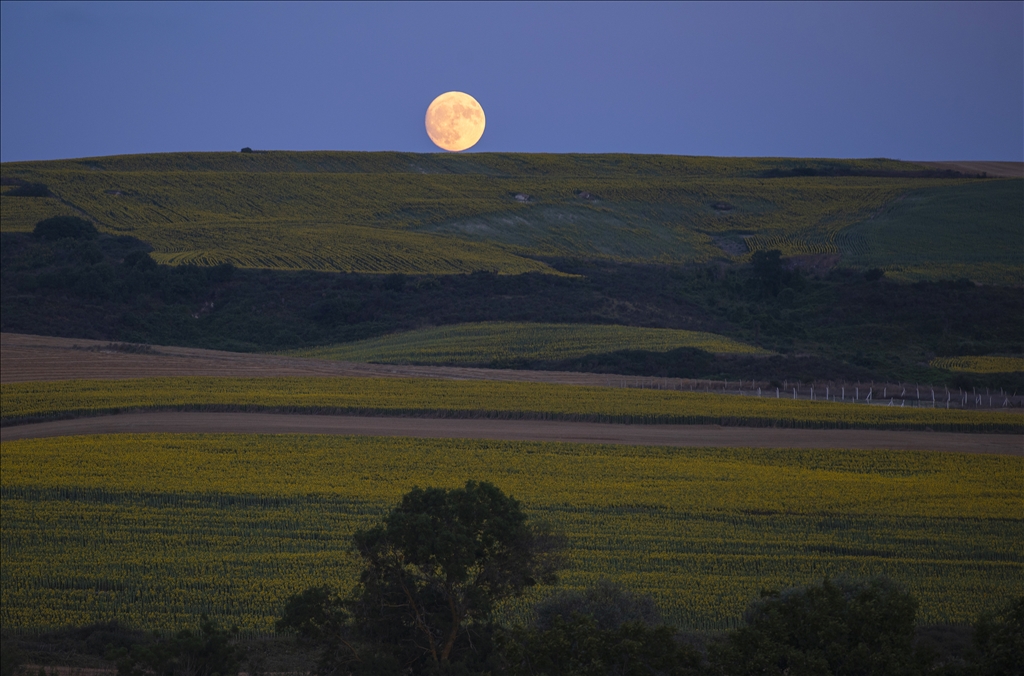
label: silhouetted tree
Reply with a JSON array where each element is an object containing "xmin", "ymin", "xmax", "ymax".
[
  {"xmin": 749, "ymin": 249, "xmax": 786, "ymax": 296},
  {"xmin": 279, "ymin": 481, "xmax": 564, "ymax": 674},
  {"xmin": 33, "ymin": 215, "xmax": 98, "ymax": 241}
]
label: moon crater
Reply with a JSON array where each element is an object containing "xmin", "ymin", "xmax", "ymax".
[{"xmin": 425, "ymin": 92, "xmax": 486, "ymax": 152}]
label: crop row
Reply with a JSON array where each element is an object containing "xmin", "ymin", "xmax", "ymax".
[
  {"xmin": 288, "ymin": 322, "xmax": 768, "ymax": 364},
  {"xmin": 2, "ymin": 376, "xmax": 1017, "ymax": 431},
  {"xmin": 2, "ymin": 433, "xmax": 1020, "ymax": 632},
  {"xmin": 930, "ymin": 356, "xmax": 1024, "ymax": 374},
  {"xmin": 146, "ymin": 220, "xmax": 554, "ymax": 275},
  {"xmin": 0, "ymin": 194, "xmax": 82, "ymax": 234}
]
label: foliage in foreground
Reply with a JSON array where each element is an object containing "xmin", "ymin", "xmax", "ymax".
[
  {"xmin": 112, "ymin": 615, "xmax": 244, "ymax": 676},
  {"xmin": 4, "ymin": 590, "xmax": 1020, "ymax": 675}
]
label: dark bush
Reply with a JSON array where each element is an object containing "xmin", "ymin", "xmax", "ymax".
[
  {"xmin": 33, "ymin": 216, "xmax": 98, "ymax": 241},
  {"xmin": 115, "ymin": 615, "xmax": 245, "ymax": 676},
  {"xmin": 122, "ymin": 250, "xmax": 158, "ymax": 271},
  {"xmin": 500, "ymin": 614, "xmax": 704, "ymax": 676},
  {"xmin": 708, "ymin": 576, "xmax": 920, "ymax": 676},
  {"xmin": 535, "ymin": 578, "xmax": 662, "ymax": 631},
  {"xmin": 0, "ymin": 640, "xmax": 24, "ymax": 676}
]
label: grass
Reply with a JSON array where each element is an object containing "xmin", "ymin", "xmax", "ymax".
[
  {"xmin": 3, "ymin": 151, "xmax": 1016, "ymax": 282},
  {"xmin": 286, "ymin": 322, "xmax": 769, "ymax": 364},
  {"xmin": 2, "ymin": 433, "xmax": 1020, "ymax": 632}
]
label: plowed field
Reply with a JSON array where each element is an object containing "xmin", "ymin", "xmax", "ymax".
[{"xmin": 0, "ymin": 332, "xmax": 655, "ymax": 387}]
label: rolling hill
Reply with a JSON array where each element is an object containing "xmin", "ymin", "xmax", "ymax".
[{"xmin": 3, "ymin": 151, "xmax": 1020, "ymax": 283}]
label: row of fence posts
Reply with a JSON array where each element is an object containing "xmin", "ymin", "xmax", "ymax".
[{"xmin": 606, "ymin": 375, "xmax": 1020, "ymax": 409}]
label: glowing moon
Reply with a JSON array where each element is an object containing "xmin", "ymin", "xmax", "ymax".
[{"xmin": 425, "ymin": 91, "xmax": 486, "ymax": 151}]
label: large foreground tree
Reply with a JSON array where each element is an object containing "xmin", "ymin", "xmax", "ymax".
[
  {"xmin": 281, "ymin": 481, "xmax": 564, "ymax": 674},
  {"xmin": 353, "ymin": 481, "xmax": 564, "ymax": 671}
]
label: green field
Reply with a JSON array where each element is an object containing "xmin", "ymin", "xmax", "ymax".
[
  {"xmin": 3, "ymin": 376, "xmax": 1016, "ymax": 431},
  {"xmin": 837, "ymin": 179, "xmax": 1024, "ymax": 285},
  {"xmin": 2, "ymin": 433, "xmax": 1020, "ymax": 632},
  {"xmin": 3, "ymin": 151, "xmax": 1017, "ymax": 282},
  {"xmin": 288, "ymin": 322, "xmax": 769, "ymax": 364}
]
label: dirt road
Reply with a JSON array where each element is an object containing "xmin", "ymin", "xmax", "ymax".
[{"xmin": 3, "ymin": 412, "xmax": 1020, "ymax": 454}]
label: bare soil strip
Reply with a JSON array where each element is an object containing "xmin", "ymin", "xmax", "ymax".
[
  {"xmin": 919, "ymin": 161, "xmax": 1024, "ymax": 178},
  {"xmin": 3, "ymin": 412, "xmax": 1020, "ymax": 454}
]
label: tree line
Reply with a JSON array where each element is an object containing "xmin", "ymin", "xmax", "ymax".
[{"xmin": 2, "ymin": 217, "xmax": 1021, "ymax": 390}]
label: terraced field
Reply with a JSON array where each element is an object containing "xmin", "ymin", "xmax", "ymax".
[
  {"xmin": 2, "ymin": 433, "xmax": 1020, "ymax": 632},
  {"xmin": 3, "ymin": 151, "xmax": 1017, "ymax": 282},
  {"xmin": 288, "ymin": 322, "xmax": 769, "ymax": 365}
]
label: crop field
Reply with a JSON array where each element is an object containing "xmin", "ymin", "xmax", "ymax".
[
  {"xmin": 931, "ymin": 355, "xmax": 1024, "ymax": 373},
  {"xmin": 1, "ymin": 433, "xmax": 1020, "ymax": 632},
  {"xmin": 836, "ymin": 179, "xmax": 1024, "ymax": 286},
  {"xmin": 288, "ymin": 322, "xmax": 768, "ymax": 364},
  {"xmin": 0, "ymin": 193, "xmax": 80, "ymax": 229},
  {"xmin": 3, "ymin": 151, "xmax": 1016, "ymax": 282},
  {"xmin": 3, "ymin": 376, "xmax": 1018, "ymax": 432}
]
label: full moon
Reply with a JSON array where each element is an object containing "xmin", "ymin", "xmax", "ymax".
[{"xmin": 425, "ymin": 91, "xmax": 486, "ymax": 152}]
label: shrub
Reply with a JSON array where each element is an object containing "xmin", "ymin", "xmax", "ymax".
[
  {"xmin": 535, "ymin": 578, "xmax": 662, "ymax": 631},
  {"xmin": 708, "ymin": 576, "xmax": 920, "ymax": 676}
]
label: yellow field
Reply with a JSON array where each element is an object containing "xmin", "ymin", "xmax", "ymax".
[
  {"xmin": 1, "ymin": 433, "xmax": 1020, "ymax": 631},
  {"xmin": 931, "ymin": 356, "xmax": 1024, "ymax": 374},
  {"xmin": 288, "ymin": 322, "xmax": 768, "ymax": 364},
  {"xmin": 2, "ymin": 376, "xmax": 1016, "ymax": 431}
]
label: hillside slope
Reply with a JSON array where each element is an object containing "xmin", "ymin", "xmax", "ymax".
[{"xmin": 3, "ymin": 152, "xmax": 1019, "ymax": 283}]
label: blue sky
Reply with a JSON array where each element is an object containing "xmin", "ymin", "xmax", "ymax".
[{"xmin": 1, "ymin": 1, "xmax": 1021, "ymax": 162}]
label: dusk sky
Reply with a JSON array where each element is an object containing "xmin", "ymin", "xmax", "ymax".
[{"xmin": 1, "ymin": 1, "xmax": 1021, "ymax": 163}]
